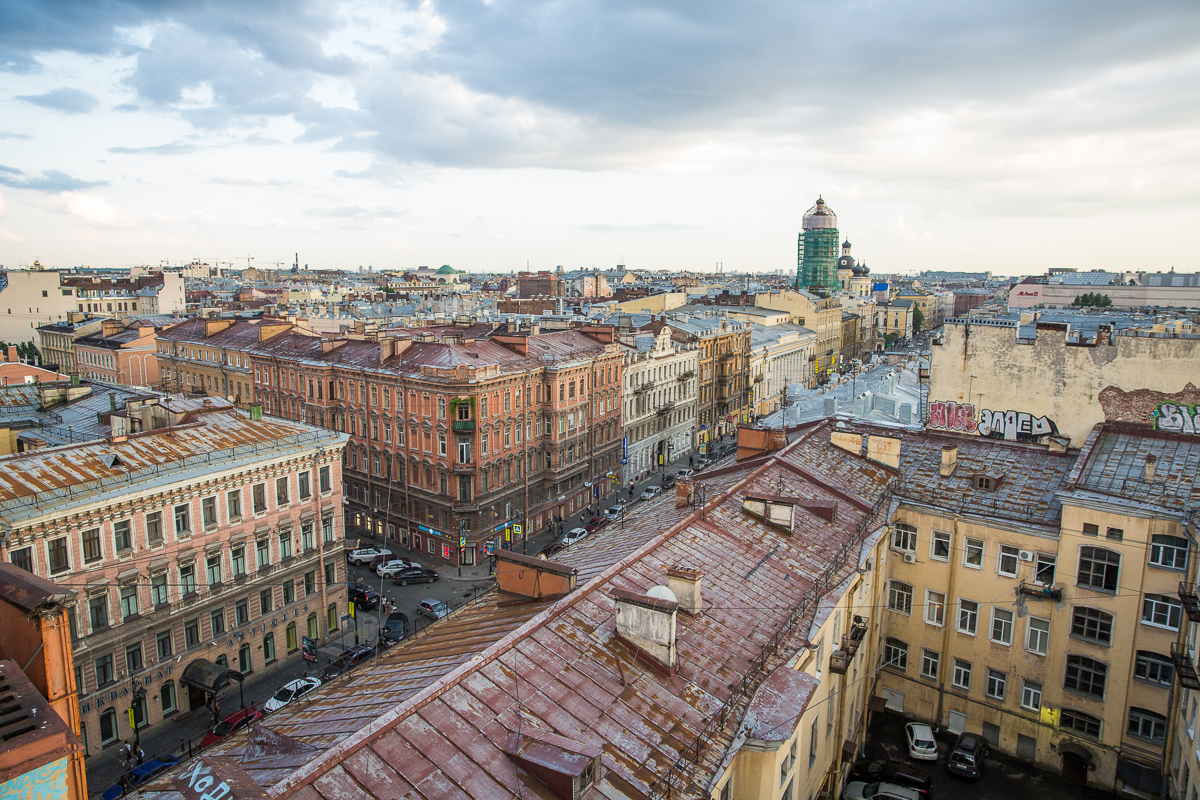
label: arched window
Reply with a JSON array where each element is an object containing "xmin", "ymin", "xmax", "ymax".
[
  {"xmin": 307, "ymin": 612, "xmax": 318, "ymax": 639},
  {"xmin": 99, "ymin": 708, "xmax": 118, "ymax": 744},
  {"xmin": 161, "ymin": 680, "xmax": 176, "ymax": 715},
  {"xmin": 286, "ymin": 622, "xmax": 297, "ymax": 652},
  {"xmin": 263, "ymin": 633, "xmax": 276, "ymax": 664},
  {"xmin": 328, "ymin": 603, "xmax": 338, "ymax": 632},
  {"xmin": 238, "ymin": 643, "xmax": 251, "ymax": 674},
  {"xmin": 215, "ymin": 654, "xmax": 227, "ymax": 667}
]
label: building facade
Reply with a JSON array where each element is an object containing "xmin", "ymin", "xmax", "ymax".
[
  {"xmin": 796, "ymin": 196, "xmax": 840, "ymax": 292},
  {"xmin": 73, "ymin": 319, "xmax": 162, "ymax": 387},
  {"xmin": 0, "ymin": 267, "xmax": 78, "ymax": 343},
  {"xmin": 156, "ymin": 318, "xmax": 292, "ymax": 403},
  {"xmin": 37, "ymin": 313, "xmax": 108, "ymax": 375},
  {"xmin": 0, "ymin": 398, "xmax": 348, "ymax": 758},
  {"xmin": 620, "ymin": 327, "xmax": 699, "ymax": 483}
]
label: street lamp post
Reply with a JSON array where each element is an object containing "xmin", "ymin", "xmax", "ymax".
[{"xmin": 458, "ymin": 518, "xmax": 465, "ymax": 579}]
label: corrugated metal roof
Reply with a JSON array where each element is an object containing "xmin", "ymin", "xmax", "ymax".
[{"xmin": 1070, "ymin": 426, "xmax": 1200, "ymax": 513}]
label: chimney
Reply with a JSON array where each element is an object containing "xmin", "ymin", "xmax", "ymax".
[
  {"xmin": 4, "ymin": 346, "xmax": 16, "ymax": 363},
  {"xmin": 666, "ymin": 567, "xmax": 702, "ymax": 616},
  {"xmin": 940, "ymin": 444, "xmax": 958, "ymax": 477},
  {"xmin": 675, "ymin": 477, "xmax": 694, "ymax": 508},
  {"xmin": 613, "ymin": 587, "xmax": 678, "ymax": 673},
  {"xmin": 495, "ymin": 551, "xmax": 577, "ymax": 600},
  {"xmin": 503, "ymin": 731, "xmax": 601, "ymax": 800},
  {"xmin": 1144, "ymin": 454, "xmax": 1157, "ymax": 482}
]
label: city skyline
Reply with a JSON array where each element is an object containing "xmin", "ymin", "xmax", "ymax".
[{"xmin": 2, "ymin": 1, "xmax": 1199, "ymax": 275}]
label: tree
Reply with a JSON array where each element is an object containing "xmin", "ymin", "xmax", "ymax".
[
  {"xmin": 911, "ymin": 305, "xmax": 925, "ymax": 333},
  {"xmin": 1071, "ymin": 292, "xmax": 1113, "ymax": 308},
  {"xmin": 0, "ymin": 341, "xmax": 40, "ymax": 362}
]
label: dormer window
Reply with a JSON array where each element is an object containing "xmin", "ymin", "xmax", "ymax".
[{"xmin": 974, "ymin": 476, "xmax": 993, "ymax": 490}]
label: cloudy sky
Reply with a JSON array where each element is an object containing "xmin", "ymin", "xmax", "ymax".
[{"xmin": 1, "ymin": 1, "xmax": 1198, "ymax": 275}]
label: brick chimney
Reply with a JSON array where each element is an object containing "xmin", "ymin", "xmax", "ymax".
[{"xmin": 4, "ymin": 345, "xmax": 17, "ymax": 363}]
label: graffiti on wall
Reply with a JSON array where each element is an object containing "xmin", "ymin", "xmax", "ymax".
[
  {"xmin": 928, "ymin": 401, "xmax": 1059, "ymax": 442},
  {"xmin": 0, "ymin": 756, "xmax": 68, "ymax": 800},
  {"xmin": 1151, "ymin": 402, "xmax": 1200, "ymax": 435}
]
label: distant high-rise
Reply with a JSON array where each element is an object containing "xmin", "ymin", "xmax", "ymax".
[{"xmin": 795, "ymin": 196, "xmax": 839, "ymax": 292}]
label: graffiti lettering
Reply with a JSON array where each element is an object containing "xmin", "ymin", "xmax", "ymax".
[
  {"xmin": 929, "ymin": 401, "xmax": 1059, "ymax": 442},
  {"xmin": 1151, "ymin": 402, "xmax": 1200, "ymax": 435}
]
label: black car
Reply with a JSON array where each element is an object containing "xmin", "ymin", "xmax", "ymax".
[
  {"xmin": 946, "ymin": 732, "xmax": 989, "ymax": 779},
  {"xmin": 380, "ymin": 612, "xmax": 409, "ymax": 645},
  {"xmin": 391, "ymin": 567, "xmax": 439, "ymax": 586},
  {"xmin": 848, "ymin": 759, "xmax": 932, "ymax": 798},
  {"xmin": 320, "ymin": 644, "xmax": 374, "ymax": 680},
  {"xmin": 348, "ymin": 584, "xmax": 381, "ymax": 610},
  {"xmin": 661, "ymin": 474, "xmax": 677, "ymax": 489}
]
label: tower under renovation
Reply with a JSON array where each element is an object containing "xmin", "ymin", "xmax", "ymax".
[{"xmin": 795, "ymin": 196, "xmax": 839, "ymax": 293}]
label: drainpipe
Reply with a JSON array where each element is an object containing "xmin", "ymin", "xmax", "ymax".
[
  {"xmin": 1163, "ymin": 516, "xmax": 1199, "ymax": 795},
  {"xmin": 935, "ymin": 513, "xmax": 963, "ymax": 732}
]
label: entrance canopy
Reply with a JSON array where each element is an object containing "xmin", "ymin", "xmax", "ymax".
[{"xmin": 180, "ymin": 658, "xmax": 245, "ymax": 694}]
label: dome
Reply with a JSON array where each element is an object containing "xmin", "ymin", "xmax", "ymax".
[
  {"xmin": 837, "ymin": 255, "xmax": 857, "ymax": 269},
  {"xmin": 436, "ymin": 265, "xmax": 458, "ymax": 274},
  {"xmin": 852, "ymin": 265, "xmax": 868, "ymax": 276},
  {"xmin": 646, "ymin": 585, "xmax": 678, "ymax": 603},
  {"xmin": 802, "ymin": 196, "xmax": 837, "ymax": 230}
]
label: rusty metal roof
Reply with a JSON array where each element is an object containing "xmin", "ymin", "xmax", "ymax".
[
  {"xmin": 1068, "ymin": 423, "xmax": 1200, "ymax": 514},
  {"xmin": 139, "ymin": 427, "xmax": 892, "ymax": 800}
]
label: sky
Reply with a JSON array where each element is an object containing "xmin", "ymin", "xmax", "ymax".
[{"xmin": 1, "ymin": 1, "xmax": 1199, "ymax": 276}]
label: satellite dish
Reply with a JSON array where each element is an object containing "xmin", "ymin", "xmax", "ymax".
[{"xmin": 646, "ymin": 585, "xmax": 677, "ymax": 603}]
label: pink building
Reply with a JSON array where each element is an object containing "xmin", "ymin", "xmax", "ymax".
[{"xmin": 73, "ymin": 319, "xmax": 163, "ymax": 387}]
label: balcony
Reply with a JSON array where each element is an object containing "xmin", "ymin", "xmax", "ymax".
[
  {"xmin": 1180, "ymin": 582, "xmax": 1200, "ymax": 622},
  {"xmin": 829, "ymin": 616, "xmax": 868, "ymax": 675},
  {"xmin": 656, "ymin": 402, "xmax": 676, "ymax": 417},
  {"xmin": 452, "ymin": 419, "xmax": 476, "ymax": 432},
  {"xmin": 633, "ymin": 383, "xmax": 652, "ymax": 396},
  {"xmin": 1018, "ymin": 580, "xmax": 1063, "ymax": 602},
  {"xmin": 1172, "ymin": 642, "xmax": 1200, "ymax": 690},
  {"xmin": 677, "ymin": 370, "xmax": 695, "ymax": 382}
]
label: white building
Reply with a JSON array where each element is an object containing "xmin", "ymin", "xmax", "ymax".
[
  {"xmin": 747, "ymin": 323, "xmax": 817, "ymax": 417},
  {"xmin": 0, "ymin": 266, "xmax": 79, "ymax": 343},
  {"xmin": 621, "ymin": 327, "xmax": 699, "ymax": 483}
]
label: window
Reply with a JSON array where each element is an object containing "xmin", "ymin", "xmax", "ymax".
[
  {"xmin": 1134, "ymin": 651, "xmax": 1174, "ymax": 686},
  {"xmin": 156, "ymin": 629, "xmax": 173, "ymax": 659},
  {"xmin": 931, "ymin": 530, "xmax": 951, "ymax": 561},
  {"xmin": 252, "ymin": 483, "xmax": 266, "ymax": 513},
  {"xmin": 307, "ymin": 612, "xmax": 318, "ymax": 638},
  {"xmin": 47, "ymin": 538, "xmax": 69, "ymax": 574},
  {"xmin": 94, "ymin": 652, "xmax": 114, "ymax": 686},
  {"xmin": 1035, "ymin": 553, "xmax": 1056, "ymax": 585},
  {"xmin": 299, "ymin": 471, "xmax": 311, "ymax": 500},
  {"xmin": 884, "ymin": 638, "xmax": 908, "ymax": 670},
  {"xmin": 952, "ymin": 659, "xmax": 972, "ymax": 690},
  {"xmin": 887, "ymin": 581, "xmax": 913, "ymax": 615},
  {"xmin": 120, "ymin": 584, "xmax": 139, "ymax": 619},
  {"xmin": 1150, "ymin": 535, "xmax": 1188, "ymax": 571},
  {"xmin": 175, "ymin": 503, "xmax": 191, "ymax": 535},
  {"xmin": 88, "ymin": 594, "xmax": 108, "ymax": 631},
  {"xmin": 1128, "ymin": 708, "xmax": 1167, "ymax": 743},
  {"xmin": 161, "ymin": 680, "xmax": 176, "ymax": 715},
  {"xmin": 998, "ymin": 545, "xmax": 1019, "ymax": 576},
  {"xmin": 924, "ymin": 590, "xmax": 945, "ymax": 626},
  {"xmin": 232, "ymin": 547, "xmax": 246, "ymax": 577},
  {"xmin": 974, "ymin": 475, "xmax": 995, "ymax": 490},
  {"xmin": 1060, "ymin": 709, "xmax": 1102, "ymax": 740},
  {"xmin": 260, "ymin": 588, "xmax": 273, "ymax": 615},
  {"xmin": 114, "ymin": 520, "xmax": 132, "ymax": 552},
  {"xmin": 256, "ymin": 538, "xmax": 270, "ymax": 570},
  {"xmin": 319, "ymin": 465, "xmax": 331, "ymax": 493},
  {"xmin": 328, "ymin": 603, "xmax": 338, "ymax": 632},
  {"xmin": 202, "ymin": 496, "xmax": 217, "ymax": 528},
  {"xmin": 921, "ymin": 649, "xmax": 940, "ymax": 679},
  {"xmin": 1082, "ymin": 522, "xmax": 1099, "ymax": 537},
  {"xmin": 957, "ymin": 599, "xmax": 978, "ymax": 635},
  {"xmin": 1021, "ymin": 680, "xmax": 1042, "ymax": 711},
  {"xmin": 1064, "ymin": 655, "xmax": 1107, "ymax": 698},
  {"xmin": 323, "ymin": 517, "xmax": 334, "ymax": 542},
  {"xmin": 304, "ymin": 571, "xmax": 315, "ymax": 596},
  {"xmin": 235, "ymin": 598, "xmax": 249, "ymax": 626},
  {"xmin": 1077, "ymin": 546, "xmax": 1119, "ymax": 592},
  {"xmin": 184, "ymin": 618, "xmax": 200, "ymax": 648},
  {"xmin": 82, "ymin": 527, "xmax": 102, "ymax": 563},
  {"xmin": 990, "ymin": 608, "xmax": 1014, "ymax": 645},
  {"xmin": 324, "ymin": 560, "xmax": 336, "ymax": 585},
  {"xmin": 986, "ymin": 669, "xmax": 1007, "ymax": 700},
  {"xmin": 963, "ymin": 537, "xmax": 983, "ymax": 568},
  {"xmin": 9, "ymin": 546, "xmax": 32, "ymax": 573},
  {"xmin": 279, "ymin": 531, "xmax": 292, "ymax": 560},
  {"xmin": 148, "ymin": 572, "xmax": 167, "ymax": 607},
  {"xmin": 180, "ymin": 563, "xmax": 196, "ymax": 595},
  {"xmin": 276, "ymin": 477, "xmax": 289, "ymax": 506},
  {"xmin": 1071, "ymin": 607, "xmax": 1113, "ymax": 644},
  {"xmin": 239, "ymin": 643, "xmax": 251, "ymax": 673},
  {"xmin": 891, "ymin": 522, "xmax": 916, "ymax": 552},
  {"xmin": 1106, "ymin": 527, "xmax": 1124, "ymax": 541},
  {"xmin": 264, "ymin": 632, "xmax": 276, "ymax": 664},
  {"xmin": 211, "ymin": 609, "xmax": 225, "ymax": 635},
  {"xmin": 100, "ymin": 708, "xmax": 118, "ymax": 744},
  {"xmin": 439, "ymin": 434, "xmax": 447, "ymax": 456},
  {"xmin": 286, "ymin": 622, "xmax": 297, "ymax": 652},
  {"xmin": 146, "ymin": 511, "xmax": 163, "ymax": 544},
  {"xmin": 1026, "ymin": 617, "xmax": 1050, "ymax": 655},
  {"xmin": 302, "ymin": 523, "xmax": 314, "ymax": 551},
  {"xmin": 1142, "ymin": 594, "xmax": 1182, "ymax": 629},
  {"xmin": 283, "ymin": 579, "xmax": 295, "ymax": 605},
  {"xmin": 206, "ymin": 554, "xmax": 222, "ymax": 585}
]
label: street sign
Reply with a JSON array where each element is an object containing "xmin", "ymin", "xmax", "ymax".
[
  {"xmin": 301, "ymin": 637, "xmax": 317, "ymax": 663},
  {"xmin": 621, "ymin": 457, "xmax": 628, "ymax": 465},
  {"xmin": 459, "ymin": 534, "xmax": 467, "ymax": 547},
  {"xmin": 513, "ymin": 524, "xmax": 522, "ymax": 537},
  {"xmin": 504, "ymin": 527, "xmax": 511, "ymax": 543},
  {"xmin": 348, "ymin": 601, "xmax": 356, "ymax": 619},
  {"xmin": 622, "ymin": 436, "xmax": 628, "ymax": 459},
  {"xmin": 592, "ymin": 485, "xmax": 599, "ymax": 497},
  {"xmin": 127, "ymin": 708, "xmax": 136, "ymax": 728},
  {"xmin": 340, "ymin": 614, "xmax": 351, "ymax": 623}
]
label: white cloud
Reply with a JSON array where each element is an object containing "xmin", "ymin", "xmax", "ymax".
[{"xmin": 29, "ymin": 191, "xmax": 126, "ymax": 227}]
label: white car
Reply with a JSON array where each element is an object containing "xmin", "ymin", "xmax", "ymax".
[
  {"xmin": 841, "ymin": 781, "xmax": 922, "ymax": 800},
  {"xmin": 603, "ymin": 505, "xmax": 626, "ymax": 522},
  {"xmin": 263, "ymin": 677, "xmax": 322, "ymax": 713},
  {"xmin": 640, "ymin": 485, "xmax": 663, "ymax": 500},
  {"xmin": 347, "ymin": 547, "xmax": 392, "ymax": 566},
  {"xmin": 561, "ymin": 527, "xmax": 589, "ymax": 546},
  {"xmin": 674, "ymin": 468, "xmax": 696, "ymax": 479},
  {"xmin": 376, "ymin": 558, "xmax": 420, "ymax": 578},
  {"xmin": 904, "ymin": 722, "xmax": 938, "ymax": 761}
]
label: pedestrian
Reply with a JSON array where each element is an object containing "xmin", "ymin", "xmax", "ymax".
[
  {"xmin": 135, "ymin": 746, "xmax": 145, "ymax": 766},
  {"xmin": 120, "ymin": 742, "xmax": 132, "ymax": 767},
  {"xmin": 688, "ymin": 455, "xmax": 694, "ymax": 468}
]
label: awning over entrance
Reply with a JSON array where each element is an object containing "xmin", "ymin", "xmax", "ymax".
[{"xmin": 180, "ymin": 658, "xmax": 245, "ymax": 694}]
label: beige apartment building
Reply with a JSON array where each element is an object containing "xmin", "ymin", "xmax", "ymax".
[
  {"xmin": 156, "ymin": 318, "xmax": 292, "ymax": 403},
  {"xmin": 0, "ymin": 396, "xmax": 348, "ymax": 759}
]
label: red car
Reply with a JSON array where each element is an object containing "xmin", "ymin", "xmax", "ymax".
[
  {"xmin": 585, "ymin": 517, "xmax": 608, "ymax": 534},
  {"xmin": 201, "ymin": 705, "xmax": 262, "ymax": 748}
]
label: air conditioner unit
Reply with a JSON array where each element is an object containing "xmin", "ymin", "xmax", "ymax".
[
  {"xmin": 903, "ymin": 552, "xmax": 917, "ymax": 564},
  {"xmin": 1019, "ymin": 550, "xmax": 1034, "ymax": 562}
]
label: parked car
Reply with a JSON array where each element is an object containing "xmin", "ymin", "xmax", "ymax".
[
  {"xmin": 320, "ymin": 645, "xmax": 374, "ymax": 680},
  {"xmin": 263, "ymin": 676, "xmax": 322, "ymax": 712},
  {"xmin": 380, "ymin": 612, "xmax": 410, "ymax": 645},
  {"xmin": 848, "ymin": 759, "xmax": 931, "ymax": 798},
  {"xmin": 904, "ymin": 722, "xmax": 939, "ymax": 762},
  {"xmin": 347, "ymin": 547, "xmax": 392, "ymax": 566},
  {"xmin": 584, "ymin": 517, "xmax": 608, "ymax": 534},
  {"xmin": 661, "ymin": 474, "xmax": 677, "ymax": 489},
  {"xmin": 377, "ymin": 558, "xmax": 420, "ymax": 578},
  {"xmin": 561, "ymin": 527, "xmax": 589, "ymax": 546},
  {"xmin": 603, "ymin": 505, "xmax": 626, "ymax": 522},
  {"xmin": 391, "ymin": 566, "xmax": 439, "ymax": 586},
  {"xmin": 102, "ymin": 755, "xmax": 181, "ymax": 800},
  {"xmin": 348, "ymin": 584, "xmax": 380, "ymax": 610},
  {"xmin": 946, "ymin": 732, "xmax": 989, "ymax": 779},
  {"xmin": 694, "ymin": 458, "xmax": 713, "ymax": 471},
  {"xmin": 674, "ymin": 468, "xmax": 695, "ymax": 479},
  {"xmin": 538, "ymin": 543, "xmax": 566, "ymax": 559},
  {"xmin": 201, "ymin": 705, "xmax": 263, "ymax": 747},
  {"xmin": 840, "ymin": 781, "xmax": 923, "ymax": 800},
  {"xmin": 640, "ymin": 485, "xmax": 663, "ymax": 500},
  {"xmin": 417, "ymin": 598, "xmax": 450, "ymax": 620}
]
